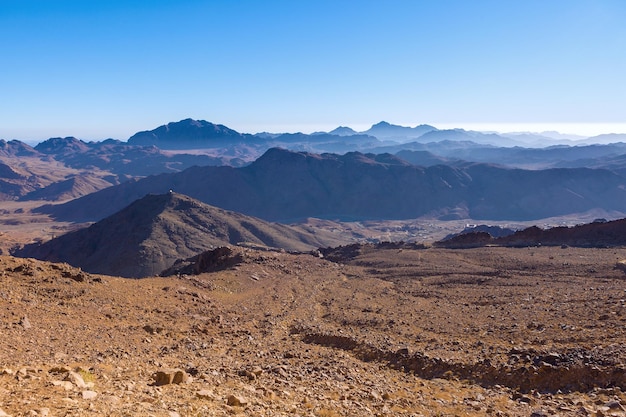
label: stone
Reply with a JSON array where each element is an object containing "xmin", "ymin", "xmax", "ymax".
[
  {"xmin": 227, "ymin": 394, "xmax": 248, "ymax": 407},
  {"xmin": 65, "ymin": 371, "xmax": 87, "ymax": 389},
  {"xmin": 51, "ymin": 380, "xmax": 74, "ymax": 391},
  {"xmin": 81, "ymin": 390, "xmax": 98, "ymax": 400},
  {"xmin": 605, "ymin": 400, "xmax": 624, "ymax": 411},
  {"xmin": 154, "ymin": 369, "xmax": 187, "ymax": 386},
  {"xmin": 196, "ymin": 390, "xmax": 215, "ymax": 400},
  {"xmin": 369, "ymin": 390, "xmax": 382, "ymax": 401},
  {"xmin": 20, "ymin": 316, "xmax": 31, "ymax": 330},
  {"xmin": 48, "ymin": 366, "xmax": 71, "ymax": 374}
]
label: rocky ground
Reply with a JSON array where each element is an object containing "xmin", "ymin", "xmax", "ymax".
[{"xmin": 1, "ymin": 245, "xmax": 626, "ymax": 416}]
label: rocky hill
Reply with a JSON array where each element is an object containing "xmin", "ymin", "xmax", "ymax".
[
  {"xmin": 16, "ymin": 192, "xmax": 348, "ymax": 277},
  {"xmin": 436, "ymin": 217, "xmax": 626, "ymax": 248},
  {"xmin": 37, "ymin": 148, "xmax": 626, "ymax": 223}
]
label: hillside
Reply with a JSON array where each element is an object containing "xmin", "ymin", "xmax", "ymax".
[
  {"xmin": 16, "ymin": 192, "xmax": 347, "ymax": 277},
  {"xmin": 37, "ymin": 148, "xmax": 626, "ymax": 223},
  {"xmin": 2, "ymin": 244, "xmax": 626, "ymax": 416}
]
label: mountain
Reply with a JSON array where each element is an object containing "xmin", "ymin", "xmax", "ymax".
[
  {"xmin": 415, "ymin": 129, "xmax": 525, "ymax": 147},
  {"xmin": 16, "ymin": 192, "xmax": 347, "ymax": 278},
  {"xmin": 35, "ymin": 137, "xmax": 90, "ymax": 154},
  {"xmin": 32, "ymin": 136, "xmax": 232, "ymax": 176},
  {"xmin": 18, "ymin": 174, "xmax": 114, "ymax": 201},
  {"xmin": 127, "ymin": 118, "xmax": 259, "ymax": 149},
  {"xmin": 363, "ymin": 121, "xmax": 436, "ymax": 140},
  {"xmin": 267, "ymin": 132, "xmax": 380, "ymax": 153},
  {"xmin": 579, "ymin": 133, "xmax": 626, "ymax": 145},
  {"xmin": 395, "ymin": 150, "xmax": 461, "ymax": 167},
  {"xmin": 36, "ymin": 148, "xmax": 626, "ymax": 224},
  {"xmin": 378, "ymin": 142, "xmax": 626, "ymax": 170},
  {"xmin": 328, "ymin": 126, "xmax": 358, "ymax": 136},
  {"xmin": 0, "ymin": 139, "xmax": 40, "ymax": 157}
]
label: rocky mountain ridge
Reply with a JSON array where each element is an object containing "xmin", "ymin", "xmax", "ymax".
[
  {"xmin": 37, "ymin": 148, "xmax": 626, "ymax": 223},
  {"xmin": 436, "ymin": 217, "xmax": 626, "ymax": 249}
]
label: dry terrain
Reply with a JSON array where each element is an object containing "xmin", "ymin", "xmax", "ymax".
[{"xmin": 1, "ymin": 244, "xmax": 626, "ymax": 416}]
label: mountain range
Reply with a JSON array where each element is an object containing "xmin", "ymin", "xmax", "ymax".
[
  {"xmin": 4, "ymin": 117, "xmax": 626, "ymax": 218},
  {"xmin": 36, "ymin": 147, "xmax": 626, "ymax": 224},
  {"xmin": 16, "ymin": 192, "xmax": 348, "ymax": 278}
]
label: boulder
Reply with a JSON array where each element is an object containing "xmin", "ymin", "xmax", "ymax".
[{"xmin": 154, "ymin": 369, "xmax": 187, "ymax": 386}]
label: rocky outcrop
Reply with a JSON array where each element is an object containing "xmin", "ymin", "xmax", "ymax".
[
  {"xmin": 294, "ymin": 326, "xmax": 626, "ymax": 393},
  {"xmin": 160, "ymin": 247, "xmax": 244, "ymax": 277}
]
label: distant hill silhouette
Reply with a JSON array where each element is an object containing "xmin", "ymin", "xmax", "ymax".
[
  {"xmin": 17, "ymin": 192, "xmax": 347, "ymax": 278},
  {"xmin": 127, "ymin": 118, "xmax": 259, "ymax": 149},
  {"xmin": 19, "ymin": 174, "xmax": 114, "ymax": 201},
  {"xmin": 363, "ymin": 121, "xmax": 436, "ymax": 140},
  {"xmin": 0, "ymin": 139, "xmax": 40, "ymax": 157},
  {"xmin": 36, "ymin": 148, "xmax": 626, "ymax": 224},
  {"xmin": 32, "ymin": 136, "xmax": 230, "ymax": 178},
  {"xmin": 328, "ymin": 126, "xmax": 358, "ymax": 136}
]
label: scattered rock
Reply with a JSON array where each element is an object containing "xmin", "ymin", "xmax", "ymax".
[
  {"xmin": 154, "ymin": 369, "xmax": 187, "ymax": 386},
  {"xmin": 49, "ymin": 366, "xmax": 71, "ymax": 374},
  {"xmin": 369, "ymin": 390, "xmax": 382, "ymax": 401},
  {"xmin": 605, "ymin": 400, "xmax": 624, "ymax": 411},
  {"xmin": 81, "ymin": 390, "xmax": 98, "ymax": 400},
  {"xmin": 51, "ymin": 380, "xmax": 74, "ymax": 391},
  {"xmin": 196, "ymin": 390, "xmax": 216, "ymax": 400},
  {"xmin": 65, "ymin": 371, "xmax": 87, "ymax": 389},
  {"xmin": 615, "ymin": 260, "xmax": 626, "ymax": 274},
  {"xmin": 227, "ymin": 394, "xmax": 248, "ymax": 407},
  {"xmin": 20, "ymin": 316, "xmax": 31, "ymax": 330}
]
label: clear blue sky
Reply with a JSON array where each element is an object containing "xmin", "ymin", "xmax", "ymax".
[{"xmin": 1, "ymin": 0, "xmax": 625, "ymax": 141}]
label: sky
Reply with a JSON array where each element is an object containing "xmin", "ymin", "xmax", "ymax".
[{"xmin": 1, "ymin": 0, "xmax": 626, "ymax": 142}]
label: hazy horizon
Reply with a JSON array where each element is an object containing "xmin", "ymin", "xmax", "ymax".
[{"xmin": 5, "ymin": 120, "xmax": 626, "ymax": 146}]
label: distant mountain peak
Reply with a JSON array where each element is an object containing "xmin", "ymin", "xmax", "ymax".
[
  {"xmin": 35, "ymin": 137, "xmax": 89, "ymax": 154},
  {"xmin": 127, "ymin": 118, "xmax": 252, "ymax": 149},
  {"xmin": 364, "ymin": 121, "xmax": 437, "ymax": 140},
  {"xmin": 328, "ymin": 126, "xmax": 357, "ymax": 136}
]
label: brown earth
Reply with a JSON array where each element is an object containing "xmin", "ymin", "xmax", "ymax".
[{"xmin": 1, "ymin": 245, "xmax": 626, "ymax": 416}]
